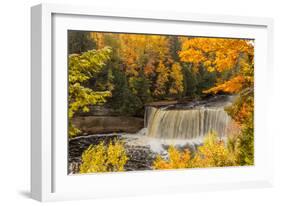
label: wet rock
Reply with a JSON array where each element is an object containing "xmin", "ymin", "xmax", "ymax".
[
  {"xmin": 124, "ymin": 145, "xmax": 157, "ymax": 171},
  {"xmin": 68, "ymin": 135, "xmax": 157, "ymax": 174}
]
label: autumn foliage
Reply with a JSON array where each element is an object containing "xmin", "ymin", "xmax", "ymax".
[
  {"xmin": 68, "ymin": 47, "xmax": 112, "ymax": 137},
  {"xmin": 153, "ymin": 132, "xmax": 237, "ymax": 170},
  {"xmin": 179, "ymin": 37, "xmax": 253, "ymax": 72},
  {"xmin": 79, "ymin": 139, "xmax": 128, "ymax": 173},
  {"xmin": 153, "ymin": 146, "xmax": 192, "ymax": 169},
  {"xmin": 68, "ymin": 31, "xmax": 255, "ymax": 170},
  {"xmin": 179, "ymin": 36, "xmax": 254, "ymax": 165}
]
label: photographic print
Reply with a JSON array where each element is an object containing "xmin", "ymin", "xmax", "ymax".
[{"xmin": 67, "ymin": 31, "xmax": 254, "ymax": 174}]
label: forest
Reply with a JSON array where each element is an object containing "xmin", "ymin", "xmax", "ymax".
[{"xmin": 68, "ymin": 30, "xmax": 254, "ymax": 174}]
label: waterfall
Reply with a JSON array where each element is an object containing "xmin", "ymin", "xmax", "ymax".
[{"xmin": 145, "ymin": 106, "xmax": 232, "ymax": 140}]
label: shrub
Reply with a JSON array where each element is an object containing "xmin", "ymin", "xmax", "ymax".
[
  {"xmin": 235, "ymin": 115, "xmax": 254, "ymax": 165},
  {"xmin": 153, "ymin": 146, "xmax": 191, "ymax": 169},
  {"xmin": 153, "ymin": 132, "xmax": 237, "ymax": 170},
  {"xmin": 226, "ymin": 89, "xmax": 254, "ymax": 166},
  {"xmin": 191, "ymin": 132, "xmax": 237, "ymax": 167},
  {"xmin": 79, "ymin": 139, "xmax": 128, "ymax": 173}
]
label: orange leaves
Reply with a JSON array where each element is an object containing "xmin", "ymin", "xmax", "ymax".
[
  {"xmin": 180, "ymin": 37, "xmax": 254, "ymax": 97},
  {"xmin": 153, "ymin": 132, "xmax": 237, "ymax": 170},
  {"xmin": 237, "ymin": 102, "xmax": 253, "ymax": 123},
  {"xmin": 153, "ymin": 146, "xmax": 191, "ymax": 169},
  {"xmin": 179, "ymin": 47, "xmax": 205, "ymax": 65},
  {"xmin": 90, "ymin": 32, "xmax": 254, "ymax": 100},
  {"xmin": 224, "ymin": 85, "xmax": 254, "ymax": 127},
  {"xmin": 191, "ymin": 132, "xmax": 234, "ymax": 167},
  {"xmin": 143, "ymin": 59, "xmax": 155, "ymax": 76},
  {"xmin": 179, "ymin": 37, "xmax": 254, "ymax": 72},
  {"xmin": 213, "ymin": 50, "xmax": 239, "ymax": 72},
  {"xmin": 231, "ymin": 99, "xmax": 254, "ymax": 126},
  {"xmin": 118, "ymin": 34, "xmax": 171, "ymax": 77},
  {"xmin": 154, "ymin": 61, "xmax": 184, "ymax": 97},
  {"xmin": 154, "ymin": 61, "xmax": 170, "ymax": 96},
  {"xmin": 203, "ymin": 58, "xmax": 254, "ymax": 95},
  {"xmin": 119, "ymin": 35, "xmax": 141, "ymax": 76},
  {"xmin": 91, "ymin": 33, "xmax": 105, "ymax": 49},
  {"xmin": 204, "ymin": 75, "xmax": 245, "ymax": 94}
]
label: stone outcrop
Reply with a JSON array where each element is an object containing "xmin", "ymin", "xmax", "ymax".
[{"xmin": 72, "ymin": 116, "xmax": 144, "ymax": 135}]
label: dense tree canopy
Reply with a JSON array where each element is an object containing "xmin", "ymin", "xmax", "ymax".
[
  {"xmin": 68, "ymin": 31, "xmax": 254, "ymax": 165},
  {"xmin": 68, "ymin": 46, "xmax": 112, "ymax": 136}
]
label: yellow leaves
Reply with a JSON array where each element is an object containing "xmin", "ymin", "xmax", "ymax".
[
  {"xmin": 68, "ymin": 47, "xmax": 112, "ymax": 85},
  {"xmin": 180, "ymin": 36, "xmax": 254, "ymax": 104},
  {"xmin": 225, "ymin": 89, "xmax": 254, "ymax": 165},
  {"xmin": 192, "ymin": 132, "xmax": 234, "ymax": 167},
  {"xmin": 170, "ymin": 147, "xmax": 192, "ymax": 168},
  {"xmin": 89, "ymin": 33, "xmax": 187, "ymax": 99},
  {"xmin": 80, "ymin": 142, "xmax": 107, "ymax": 173},
  {"xmin": 119, "ymin": 34, "xmax": 145, "ymax": 76},
  {"xmin": 227, "ymin": 92, "xmax": 254, "ymax": 126},
  {"xmin": 153, "ymin": 132, "xmax": 237, "ymax": 170},
  {"xmin": 203, "ymin": 58, "xmax": 254, "ymax": 95},
  {"xmin": 237, "ymin": 103, "xmax": 253, "ymax": 123},
  {"xmin": 118, "ymin": 34, "xmax": 171, "ymax": 77},
  {"xmin": 179, "ymin": 37, "xmax": 254, "ymax": 72},
  {"xmin": 154, "ymin": 61, "xmax": 184, "ymax": 97},
  {"xmin": 203, "ymin": 75, "xmax": 245, "ymax": 94},
  {"xmin": 68, "ymin": 124, "xmax": 81, "ymax": 138},
  {"xmin": 153, "ymin": 155, "xmax": 170, "ymax": 169},
  {"xmin": 79, "ymin": 139, "xmax": 128, "ymax": 173},
  {"xmin": 203, "ymin": 60, "xmax": 213, "ymax": 71},
  {"xmin": 68, "ymin": 47, "xmax": 112, "ymax": 137},
  {"xmin": 154, "ymin": 61, "xmax": 170, "ymax": 97},
  {"xmin": 144, "ymin": 59, "xmax": 155, "ymax": 76},
  {"xmin": 153, "ymin": 146, "xmax": 191, "ymax": 169},
  {"xmin": 107, "ymin": 140, "xmax": 129, "ymax": 172},
  {"xmin": 82, "ymin": 106, "xmax": 90, "ymax": 113},
  {"xmin": 169, "ymin": 62, "xmax": 184, "ymax": 95},
  {"xmin": 179, "ymin": 47, "xmax": 205, "ymax": 65},
  {"xmin": 68, "ymin": 89, "xmax": 111, "ymax": 119}
]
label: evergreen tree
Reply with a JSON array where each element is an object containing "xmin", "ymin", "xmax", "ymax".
[
  {"xmin": 108, "ymin": 69, "xmax": 142, "ymax": 116},
  {"xmin": 68, "ymin": 31, "xmax": 96, "ymax": 54},
  {"xmin": 182, "ymin": 63, "xmax": 198, "ymax": 97},
  {"xmin": 168, "ymin": 36, "xmax": 181, "ymax": 62}
]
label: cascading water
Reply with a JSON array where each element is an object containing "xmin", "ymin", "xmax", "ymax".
[
  {"xmin": 145, "ymin": 106, "xmax": 232, "ymax": 140},
  {"xmin": 124, "ymin": 95, "xmax": 235, "ymax": 153}
]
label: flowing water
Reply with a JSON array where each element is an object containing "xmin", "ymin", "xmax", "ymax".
[
  {"xmin": 68, "ymin": 96, "xmax": 236, "ymax": 173},
  {"xmin": 145, "ymin": 106, "xmax": 231, "ymax": 140},
  {"xmin": 125, "ymin": 95, "xmax": 235, "ymax": 152},
  {"xmin": 72, "ymin": 95, "xmax": 236, "ymax": 154}
]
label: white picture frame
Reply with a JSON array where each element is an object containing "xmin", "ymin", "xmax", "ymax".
[{"xmin": 31, "ymin": 3, "xmax": 274, "ymax": 202}]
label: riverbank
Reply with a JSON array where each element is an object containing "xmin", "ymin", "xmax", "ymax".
[
  {"xmin": 68, "ymin": 135, "xmax": 157, "ymax": 174},
  {"xmin": 68, "ymin": 95, "xmax": 236, "ymax": 174}
]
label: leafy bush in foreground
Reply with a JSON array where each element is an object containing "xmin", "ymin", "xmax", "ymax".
[
  {"xmin": 79, "ymin": 139, "xmax": 128, "ymax": 173},
  {"xmin": 153, "ymin": 146, "xmax": 192, "ymax": 169},
  {"xmin": 153, "ymin": 132, "xmax": 238, "ymax": 170},
  {"xmin": 191, "ymin": 132, "xmax": 237, "ymax": 168}
]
